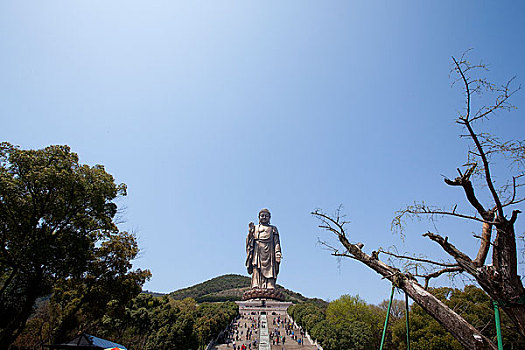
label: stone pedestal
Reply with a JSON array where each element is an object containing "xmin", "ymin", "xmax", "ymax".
[
  {"xmin": 236, "ymin": 299, "xmax": 292, "ymax": 316},
  {"xmin": 242, "ymin": 288, "xmax": 285, "ymax": 301}
]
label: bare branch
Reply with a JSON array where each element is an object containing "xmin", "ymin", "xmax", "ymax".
[
  {"xmin": 420, "ymin": 209, "xmax": 490, "ymax": 223},
  {"xmin": 423, "ymin": 231, "xmax": 478, "ymax": 275},
  {"xmin": 379, "ymin": 250, "xmax": 459, "ymax": 268},
  {"xmin": 312, "ymin": 209, "xmax": 348, "ymax": 238},
  {"xmin": 472, "ymin": 234, "xmax": 494, "ymax": 246},
  {"xmin": 318, "ymin": 225, "xmax": 342, "ymax": 236},
  {"xmin": 317, "ymin": 239, "xmax": 342, "ymax": 253},
  {"xmin": 510, "ymin": 210, "xmax": 522, "ymax": 225},
  {"xmin": 503, "ymin": 175, "xmax": 525, "ymax": 207},
  {"xmin": 402, "ymin": 203, "xmax": 494, "ymax": 224},
  {"xmin": 444, "ymin": 163, "xmax": 487, "ymax": 216},
  {"xmin": 331, "ymin": 251, "xmax": 357, "ymax": 260},
  {"xmin": 467, "ymin": 122, "xmax": 507, "ymax": 218},
  {"xmin": 416, "ymin": 266, "xmax": 464, "ymax": 289},
  {"xmin": 314, "ymin": 209, "xmax": 498, "ymax": 349},
  {"xmin": 451, "ymin": 55, "xmax": 520, "ymax": 218},
  {"xmin": 471, "ymin": 77, "xmax": 520, "ymax": 122},
  {"xmin": 451, "ymin": 55, "xmax": 472, "ymax": 120}
]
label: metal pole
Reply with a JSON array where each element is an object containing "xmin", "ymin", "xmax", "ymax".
[
  {"xmin": 405, "ymin": 292, "xmax": 410, "ymax": 350},
  {"xmin": 380, "ymin": 285, "xmax": 395, "ymax": 350},
  {"xmin": 493, "ymin": 300, "xmax": 503, "ymax": 350}
]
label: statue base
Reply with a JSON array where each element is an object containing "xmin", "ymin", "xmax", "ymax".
[{"xmin": 242, "ymin": 288, "xmax": 285, "ymax": 301}]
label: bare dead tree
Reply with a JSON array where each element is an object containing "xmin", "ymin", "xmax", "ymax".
[{"xmin": 314, "ymin": 52, "xmax": 523, "ymax": 350}]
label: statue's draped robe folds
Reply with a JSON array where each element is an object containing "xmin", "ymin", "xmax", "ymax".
[{"xmin": 246, "ymin": 224, "xmax": 281, "ymax": 289}]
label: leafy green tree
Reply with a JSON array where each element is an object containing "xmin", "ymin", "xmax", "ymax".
[
  {"xmin": 290, "ymin": 302, "xmax": 325, "ymax": 332},
  {"xmin": 310, "ymin": 320, "xmax": 337, "ymax": 349},
  {"xmin": 194, "ymin": 301, "xmax": 238, "ymax": 349},
  {"xmin": 302, "ymin": 312, "xmax": 324, "ymax": 332},
  {"xmin": 378, "ymin": 298, "xmax": 406, "ymax": 322},
  {"xmin": 291, "ymin": 295, "xmax": 384, "ymax": 350},
  {"xmin": 16, "ymin": 293, "xmax": 239, "ymax": 350},
  {"xmin": 113, "ymin": 293, "xmax": 159, "ymax": 349},
  {"xmin": 48, "ymin": 231, "xmax": 151, "ymax": 342},
  {"xmin": 325, "ymin": 295, "xmax": 383, "ymax": 350},
  {"xmin": 0, "ymin": 142, "xmax": 149, "ymax": 348},
  {"xmin": 144, "ymin": 297, "xmax": 199, "ymax": 350}
]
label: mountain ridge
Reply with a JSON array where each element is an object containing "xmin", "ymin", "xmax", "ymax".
[{"xmin": 168, "ymin": 274, "xmax": 326, "ymax": 305}]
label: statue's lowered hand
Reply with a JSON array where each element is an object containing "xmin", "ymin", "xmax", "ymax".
[{"xmin": 276, "ymin": 252, "xmax": 282, "ymax": 263}]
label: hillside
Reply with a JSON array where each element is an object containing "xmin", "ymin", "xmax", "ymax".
[
  {"xmin": 169, "ymin": 274, "xmax": 325, "ymax": 305},
  {"xmin": 142, "ymin": 290, "xmax": 167, "ymax": 298}
]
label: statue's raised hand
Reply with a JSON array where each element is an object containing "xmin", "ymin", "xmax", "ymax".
[{"xmin": 248, "ymin": 222, "xmax": 255, "ymax": 237}]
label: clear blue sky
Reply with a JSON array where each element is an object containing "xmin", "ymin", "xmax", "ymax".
[{"xmin": 2, "ymin": 1, "xmax": 524, "ymax": 304}]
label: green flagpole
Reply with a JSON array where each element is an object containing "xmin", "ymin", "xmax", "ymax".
[
  {"xmin": 493, "ymin": 300, "xmax": 503, "ymax": 350},
  {"xmin": 380, "ymin": 285, "xmax": 395, "ymax": 350},
  {"xmin": 405, "ymin": 292, "xmax": 410, "ymax": 350}
]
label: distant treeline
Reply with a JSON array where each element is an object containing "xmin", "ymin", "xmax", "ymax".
[
  {"xmin": 142, "ymin": 290, "xmax": 166, "ymax": 298},
  {"xmin": 12, "ymin": 294, "xmax": 238, "ymax": 350},
  {"xmin": 289, "ymin": 285, "xmax": 525, "ymax": 350}
]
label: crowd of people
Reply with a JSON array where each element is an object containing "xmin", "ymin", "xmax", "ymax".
[
  {"xmin": 218, "ymin": 313, "xmax": 314, "ymax": 350},
  {"xmin": 222, "ymin": 315, "xmax": 258, "ymax": 350},
  {"xmin": 269, "ymin": 315, "xmax": 305, "ymax": 347}
]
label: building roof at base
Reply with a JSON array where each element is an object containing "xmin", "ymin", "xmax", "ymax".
[{"xmin": 43, "ymin": 333, "xmax": 126, "ymax": 350}]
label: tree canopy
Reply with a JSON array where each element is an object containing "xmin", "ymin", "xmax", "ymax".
[
  {"xmin": 289, "ymin": 286, "xmax": 525, "ymax": 350},
  {"xmin": 12, "ymin": 294, "xmax": 239, "ymax": 350},
  {"xmin": 0, "ymin": 142, "xmax": 150, "ymax": 348}
]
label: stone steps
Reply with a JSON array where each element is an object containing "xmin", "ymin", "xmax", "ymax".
[{"xmin": 212, "ymin": 312, "xmax": 319, "ymax": 350}]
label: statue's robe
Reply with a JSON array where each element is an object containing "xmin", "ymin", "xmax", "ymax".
[{"xmin": 246, "ymin": 224, "xmax": 281, "ymax": 289}]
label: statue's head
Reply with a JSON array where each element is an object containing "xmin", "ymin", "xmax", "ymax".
[{"xmin": 259, "ymin": 208, "xmax": 271, "ymax": 225}]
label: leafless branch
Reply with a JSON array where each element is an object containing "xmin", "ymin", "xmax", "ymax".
[
  {"xmin": 444, "ymin": 163, "xmax": 487, "ymax": 217},
  {"xmin": 317, "ymin": 239, "xmax": 344, "ymax": 254},
  {"xmin": 471, "ymin": 77, "xmax": 520, "ymax": 122},
  {"xmin": 313, "ymin": 207, "xmax": 498, "ymax": 348},
  {"xmin": 503, "ymin": 175, "xmax": 525, "ymax": 207},
  {"xmin": 472, "ymin": 234, "xmax": 495, "ymax": 246},
  {"xmin": 414, "ymin": 266, "xmax": 464, "ymax": 289},
  {"xmin": 419, "ymin": 209, "xmax": 491, "ymax": 223},
  {"xmin": 423, "ymin": 231, "xmax": 478, "ymax": 276},
  {"xmin": 510, "ymin": 210, "xmax": 522, "ymax": 225},
  {"xmin": 398, "ymin": 202, "xmax": 494, "ymax": 224},
  {"xmin": 332, "ymin": 251, "xmax": 356, "ymax": 260},
  {"xmin": 451, "ymin": 55, "xmax": 521, "ymax": 218},
  {"xmin": 312, "ymin": 209, "xmax": 348, "ymax": 238},
  {"xmin": 379, "ymin": 250, "xmax": 459, "ymax": 268}
]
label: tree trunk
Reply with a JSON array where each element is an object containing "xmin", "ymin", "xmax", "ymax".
[
  {"xmin": 336, "ymin": 234, "xmax": 497, "ymax": 350},
  {"xmin": 425, "ymin": 223, "xmax": 525, "ymax": 340},
  {"xmin": 401, "ymin": 279, "xmax": 497, "ymax": 350},
  {"xmin": 0, "ymin": 276, "xmax": 43, "ymax": 349},
  {"xmin": 486, "ymin": 219, "xmax": 525, "ymax": 337}
]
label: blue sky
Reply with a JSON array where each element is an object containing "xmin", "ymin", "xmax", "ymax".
[{"xmin": 2, "ymin": 1, "xmax": 524, "ymax": 304}]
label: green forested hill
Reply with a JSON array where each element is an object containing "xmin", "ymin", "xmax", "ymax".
[
  {"xmin": 170, "ymin": 274, "xmax": 249, "ymax": 301},
  {"xmin": 169, "ymin": 274, "xmax": 324, "ymax": 304}
]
